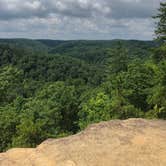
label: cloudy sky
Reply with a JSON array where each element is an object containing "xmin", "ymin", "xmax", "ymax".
[{"xmin": 0, "ymin": 0, "xmax": 164, "ymax": 40}]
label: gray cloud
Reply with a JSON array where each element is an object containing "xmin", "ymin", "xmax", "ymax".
[
  {"xmin": 0, "ymin": 0, "xmax": 160, "ymax": 20},
  {"xmin": 0, "ymin": 0, "xmax": 163, "ymax": 40}
]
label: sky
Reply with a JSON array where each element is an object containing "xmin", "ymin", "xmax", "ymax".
[{"xmin": 0, "ymin": 0, "xmax": 164, "ymax": 40}]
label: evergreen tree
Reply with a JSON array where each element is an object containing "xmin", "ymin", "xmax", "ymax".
[{"xmin": 154, "ymin": 2, "xmax": 166, "ymax": 41}]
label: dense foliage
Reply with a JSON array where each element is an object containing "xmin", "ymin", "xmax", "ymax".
[
  {"xmin": 154, "ymin": 2, "xmax": 166, "ymax": 41},
  {"xmin": 0, "ymin": 2, "xmax": 166, "ymax": 152}
]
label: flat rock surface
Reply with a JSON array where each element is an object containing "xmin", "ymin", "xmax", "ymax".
[{"xmin": 0, "ymin": 118, "xmax": 166, "ymax": 166}]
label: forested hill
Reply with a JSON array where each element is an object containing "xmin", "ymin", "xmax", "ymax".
[
  {"xmin": 0, "ymin": 39, "xmax": 48, "ymax": 53},
  {"xmin": 0, "ymin": 39, "xmax": 158, "ymax": 64},
  {"xmin": 0, "ymin": 38, "xmax": 165, "ymax": 152},
  {"xmin": 0, "ymin": 39, "xmax": 157, "ymax": 85}
]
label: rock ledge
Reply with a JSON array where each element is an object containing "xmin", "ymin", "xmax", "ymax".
[{"xmin": 0, "ymin": 118, "xmax": 166, "ymax": 166}]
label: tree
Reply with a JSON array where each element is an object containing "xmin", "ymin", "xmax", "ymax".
[
  {"xmin": 152, "ymin": 44, "xmax": 166, "ymax": 63},
  {"xmin": 0, "ymin": 66, "xmax": 23, "ymax": 105},
  {"xmin": 147, "ymin": 61, "xmax": 166, "ymax": 119},
  {"xmin": 0, "ymin": 97, "xmax": 24, "ymax": 151},
  {"xmin": 78, "ymin": 92, "xmax": 111, "ymax": 129},
  {"xmin": 12, "ymin": 110, "xmax": 50, "ymax": 148},
  {"xmin": 118, "ymin": 61, "xmax": 154, "ymax": 111},
  {"xmin": 152, "ymin": 2, "xmax": 166, "ymax": 62},
  {"xmin": 154, "ymin": 2, "xmax": 166, "ymax": 41},
  {"xmin": 106, "ymin": 42, "xmax": 129, "ymax": 76},
  {"xmin": 148, "ymin": 1, "xmax": 166, "ymax": 118},
  {"xmin": 35, "ymin": 82, "xmax": 79, "ymax": 132},
  {"xmin": 108, "ymin": 71, "xmax": 144, "ymax": 119}
]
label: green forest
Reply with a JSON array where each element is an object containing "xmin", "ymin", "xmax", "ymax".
[{"xmin": 0, "ymin": 2, "xmax": 166, "ymax": 152}]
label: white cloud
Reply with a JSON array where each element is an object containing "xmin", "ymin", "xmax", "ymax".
[{"xmin": 0, "ymin": 0, "xmax": 163, "ymax": 39}]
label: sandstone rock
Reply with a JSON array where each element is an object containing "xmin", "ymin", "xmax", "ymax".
[{"xmin": 0, "ymin": 118, "xmax": 166, "ymax": 166}]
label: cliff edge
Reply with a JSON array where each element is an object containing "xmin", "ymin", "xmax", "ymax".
[{"xmin": 0, "ymin": 118, "xmax": 166, "ymax": 166}]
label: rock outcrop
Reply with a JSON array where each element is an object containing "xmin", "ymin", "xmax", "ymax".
[{"xmin": 0, "ymin": 118, "xmax": 166, "ymax": 166}]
